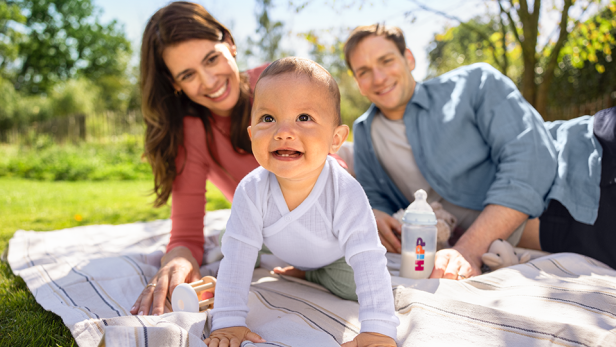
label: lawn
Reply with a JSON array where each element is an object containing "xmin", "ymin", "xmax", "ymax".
[{"xmin": 0, "ymin": 178, "xmax": 229, "ymax": 347}]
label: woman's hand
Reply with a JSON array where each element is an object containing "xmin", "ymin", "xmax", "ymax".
[
  {"xmin": 341, "ymin": 332, "xmax": 397, "ymax": 347},
  {"xmin": 130, "ymin": 246, "xmax": 201, "ymax": 316},
  {"xmin": 204, "ymin": 327, "xmax": 265, "ymax": 347}
]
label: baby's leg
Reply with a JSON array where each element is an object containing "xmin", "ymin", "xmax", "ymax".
[{"xmin": 305, "ymin": 258, "xmax": 357, "ymax": 301}]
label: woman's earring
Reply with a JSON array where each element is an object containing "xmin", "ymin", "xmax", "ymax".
[{"xmin": 174, "ymin": 89, "xmax": 182, "ymax": 96}]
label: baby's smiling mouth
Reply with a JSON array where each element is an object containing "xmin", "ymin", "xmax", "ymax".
[{"xmin": 272, "ymin": 149, "xmax": 303, "ymax": 158}]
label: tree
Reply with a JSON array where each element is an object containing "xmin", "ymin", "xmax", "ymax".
[
  {"xmin": 245, "ymin": 0, "xmax": 288, "ymax": 62},
  {"xmin": 547, "ymin": 5, "xmax": 616, "ymax": 108},
  {"xmin": 0, "ymin": 1, "xmax": 26, "ymax": 75},
  {"xmin": 302, "ymin": 29, "xmax": 372, "ymax": 126},
  {"xmin": 414, "ymin": 0, "xmax": 615, "ymax": 116},
  {"xmin": 427, "ymin": 16, "xmax": 523, "ymax": 82},
  {"xmin": 7, "ymin": 0, "xmax": 132, "ymax": 95}
]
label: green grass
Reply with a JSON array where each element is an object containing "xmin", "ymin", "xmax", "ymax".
[{"xmin": 0, "ymin": 178, "xmax": 229, "ymax": 347}]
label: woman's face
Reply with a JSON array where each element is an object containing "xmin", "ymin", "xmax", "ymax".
[{"xmin": 163, "ymin": 38, "xmax": 240, "ymax": 117}]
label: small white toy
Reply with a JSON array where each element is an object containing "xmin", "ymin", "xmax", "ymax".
[
  {"xmin": 481, "ymin": 239, "xmax": 531, "ymax": 271},
  {"xmin": 393, "ymin": 201, "xmax": 456, "ymax": 251},
  {"xmin": 171, "ymin": 276, "xmax": 216, "ymax": 313}
]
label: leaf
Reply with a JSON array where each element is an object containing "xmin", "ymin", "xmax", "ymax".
[{"xmin": 595, "ymin": 64, "xmax": 605, "ymax": 73}]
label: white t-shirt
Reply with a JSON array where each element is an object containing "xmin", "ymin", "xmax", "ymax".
[
  {"xmin": 211, "ymin": 156, "xmax": 400, "ymax": 338},
  {"xmin": 371, "ymin": 111, "xmax": 481, "ymax": 230}
]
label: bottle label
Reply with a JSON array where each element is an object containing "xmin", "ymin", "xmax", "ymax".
[{"xmin": 415, "ymin": 238, "xmax": 426, "ymax": 271}]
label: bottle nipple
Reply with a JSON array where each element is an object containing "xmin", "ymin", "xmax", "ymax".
[{"xmin": 403, "ymin": 189, "xmax": 437, "ymax": 225}]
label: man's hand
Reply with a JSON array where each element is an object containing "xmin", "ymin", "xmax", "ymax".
[
  {"xmin": 430, "ymin": 247, "xmax": 481, "ymax": 279},
  {"xmin": 341, "ymin": 332, "xmax": 396, "ymax": 347},
  {"xmin": 429, "ymin": 204, "xmax": 528, "ymax": 280},
  {"xmin": 373, "ymin": 209, "xmax": 402, "ymax": 253},
  {"xmin": 204, "ymin": 326, "xmax": 265, "ymax": 347}
]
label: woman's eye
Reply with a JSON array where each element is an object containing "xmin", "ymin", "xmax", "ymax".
[
  {"xmin": 181, "ymin": 72, "xmax": 194, "ymax": 81},
  {"xmin": 297, "ymin": 114, "xmax": 312, "ymax": 122},
  {"xmin": 206, "ymin": 54, "xmax": 219, "ymax": 65},
  {"xmin": 262, "ymin": 115, "xmax": 274, "ymax": 122}
]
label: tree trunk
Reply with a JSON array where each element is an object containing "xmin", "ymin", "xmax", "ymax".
[{"xmin": 520, "ymin": 55, "xmax": 537, "ymax": 108}]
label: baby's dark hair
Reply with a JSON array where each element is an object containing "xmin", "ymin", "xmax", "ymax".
[{"xmin": 255, "ymin": 57, "xmax": 341, "ymax": 125}]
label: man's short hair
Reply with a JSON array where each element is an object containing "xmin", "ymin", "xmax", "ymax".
[
  {"xmin": 256, "ymin": 57, "xmax": 341, "ymax": 125},
  {"xmin": 344, "ymin": 24, "xmax": 407, "ymax": 73}
]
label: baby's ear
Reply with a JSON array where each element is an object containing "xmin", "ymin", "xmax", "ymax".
[{"xmin": 330, "ymin": 124, "xmax": 349, "ymax": 153}]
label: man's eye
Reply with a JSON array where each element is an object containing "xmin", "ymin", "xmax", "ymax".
[
  {"xmin": 297, "ymin": 114, "xmax": 312, "ymax": 122},
  {"xmin": 262, "ymin": 115, "xmax": 275, "ymax": 122}
]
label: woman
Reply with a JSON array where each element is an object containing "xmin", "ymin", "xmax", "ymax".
[{"xmin": 130, "ymin": 2, "xmax": 267, "ymax": 316}]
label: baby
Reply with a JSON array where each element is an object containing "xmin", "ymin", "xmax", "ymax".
[{"xmin": 204, "ymin": 57, "xmax": 399, "ymax": 347}]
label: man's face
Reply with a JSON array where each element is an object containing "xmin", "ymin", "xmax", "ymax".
[{"xmin": 349, "ymin": 35, "xmax": 416, "ymax": 119}]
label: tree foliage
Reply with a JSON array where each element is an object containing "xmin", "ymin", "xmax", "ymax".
[
  {"xmin": 548, "ymin": 4, "xmax": 616, "ymax": 106},
  {"xmin": 6, "ymin": 0, "xmax": 132, "ymax": 96},
  {"xmin": 0, "ymin": 2, "xmax": 26, "ymax": 73},
  {"xmin": 421, "ymin": 0, "xmax": 615, "ymax": 116},
  {"xmin": 427, "ymin": 16, "xmax": 523, "ymax": 82},
  {"xmin": 245, "ymin": 0, "xmax": 288, "ymax": 62},
  {"xmin": 302, "ymin": 29, "xmax": 372, "ymax": 126}
]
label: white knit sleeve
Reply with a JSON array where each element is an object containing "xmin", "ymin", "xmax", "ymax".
[
  {"xmin": 333, "ymin": 170, "xmax": 400, "ymax": 339},
  {"xmin": 210, "ymin": 175, "xmax": 264, "ymax": 331}
]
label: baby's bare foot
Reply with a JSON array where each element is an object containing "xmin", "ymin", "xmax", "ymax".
[{"xmin": 273, "ymin": 266, "xmax": 306, "ymax": 279}]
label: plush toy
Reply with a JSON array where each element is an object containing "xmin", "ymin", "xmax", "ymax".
[
  {"xmin": 393, "ymin": 201, "xmax": 456, "ymax": 251},
  {"xmin": 481, "ymin": 239, "xmax": 531, "ymax": 271}
]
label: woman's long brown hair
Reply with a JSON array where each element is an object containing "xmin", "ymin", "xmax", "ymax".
[{"xmin": 141, "ymin": 2, "xmax": 252, "ymax": 207}]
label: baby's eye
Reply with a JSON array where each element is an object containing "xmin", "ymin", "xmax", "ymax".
[
  {"xmin": 261, "ymin": 115, "xmax": 275, "ymax": 123},
  {"xmin": 297, "ymin": 114, "xmax": 313, "ymax": 122}
]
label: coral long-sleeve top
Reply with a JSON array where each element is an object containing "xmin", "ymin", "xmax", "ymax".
[{"xmin": 167, "ymin": 65, "xmax": 267, "ymax": 264}]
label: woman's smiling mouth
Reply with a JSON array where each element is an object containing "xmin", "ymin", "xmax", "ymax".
[{"xmin": 206, "ymin": 80, "xmax": 228, "ymax": 99}]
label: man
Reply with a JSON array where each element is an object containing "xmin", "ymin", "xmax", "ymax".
[{"xmin": 344, "ymin": 24, "xmax": 613, "ymax": 279}]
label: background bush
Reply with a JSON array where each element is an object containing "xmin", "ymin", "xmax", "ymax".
[{"xmin": 0, "ymin": 135, "xmax": 152, "ymax": 181}]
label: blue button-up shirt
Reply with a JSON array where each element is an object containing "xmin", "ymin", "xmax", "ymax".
[{"xmin": 353, "ymin": 63, "xmax": 602, "ymax": 224}]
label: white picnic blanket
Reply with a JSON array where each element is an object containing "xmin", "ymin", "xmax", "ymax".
[{"xmin": 8, "ymin": 210, "xmax": 616, "ymax": 347}]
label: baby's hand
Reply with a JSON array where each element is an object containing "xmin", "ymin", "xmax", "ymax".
[
  {"xmin": 204, "ymin": 326, "xmax": 265, "ymax": 347},
  {"xmin": 340, "ymin": 332, "xmax": 396, "ymax": 347}
]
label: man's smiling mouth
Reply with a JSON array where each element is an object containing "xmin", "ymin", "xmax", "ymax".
[{"xmin": 376, "ymin": 82, "xmax": 396, "ymax": 95}]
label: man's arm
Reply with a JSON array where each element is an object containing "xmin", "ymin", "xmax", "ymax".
[
  {"xmin": 429, "ymin": 65, "xmax": 556, "ymax": 279},
  {"xmin": 430, "ymin": 204, "xmax": 528, "ymax": 279},
  {"xmin": 353, "ymin": 118, "xmax": 406, "ymax": 253}
]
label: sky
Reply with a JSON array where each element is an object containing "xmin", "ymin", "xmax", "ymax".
[
  {"xmin": 94, "ymin": 0, "xmax": 608, "ymax": 82},
  {"xmin": 95, "ymin": 0, "xmax": 500, "ymax": 81}
]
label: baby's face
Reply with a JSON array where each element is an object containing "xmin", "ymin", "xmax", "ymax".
[{"xmin": 249, "ymin": 74, "xmax": 347, "ymax": 182}]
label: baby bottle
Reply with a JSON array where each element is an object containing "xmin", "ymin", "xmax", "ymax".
[{"xmin": 399, "ymin": 189, "xmax": 437, "ymax": 279}]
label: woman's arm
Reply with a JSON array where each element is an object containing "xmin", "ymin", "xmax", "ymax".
[{"xmin": 132, "ymin": 117, "xmax": 211, "ymax": 316}]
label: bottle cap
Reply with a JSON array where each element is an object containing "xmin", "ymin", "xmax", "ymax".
[{"xmin": 402, "ymin": 189, "xmax": 437, "ymax": 225}]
